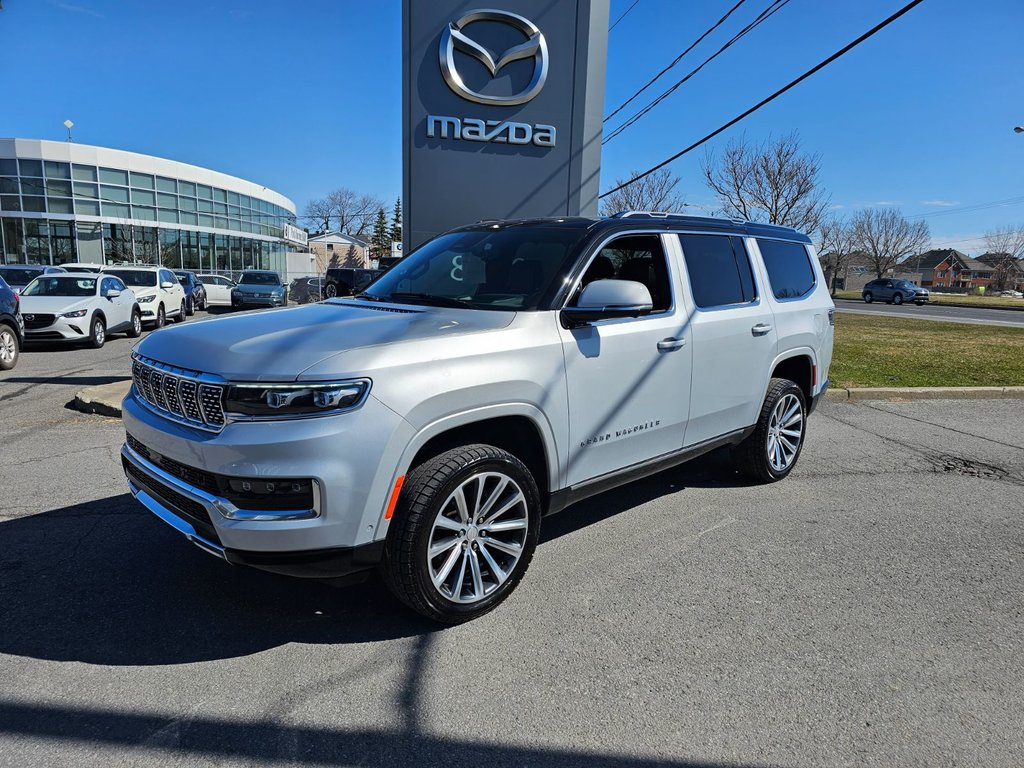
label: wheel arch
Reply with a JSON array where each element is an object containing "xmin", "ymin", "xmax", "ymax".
[{"xmin": 767, "ymin": 349, "xmax": 817, "ymax": 405}]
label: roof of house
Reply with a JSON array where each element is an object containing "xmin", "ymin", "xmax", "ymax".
[
  {"xmin": 976, "ymin": 252, "xmax": 1024, "ymax": 271},
  {"xmin": 908, "ymin": 248, "xmax": 970, "ymax": 270},
  {"xmin": 308, "ymin": 231, "xmax": 369, "ymax": 246}
]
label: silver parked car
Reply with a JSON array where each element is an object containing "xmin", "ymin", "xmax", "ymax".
[{"xmin": 121, "ymin": 213, "xmax": 835, "ymax": 623}]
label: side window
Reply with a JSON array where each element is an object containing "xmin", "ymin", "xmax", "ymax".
[
  {"xmin": 160, "ymin": 269, "xmax": 173, "ymax": 285},
  {"xmin": 100, "ymin": 277, "xmax": 112, "ymax": 295},
  {"xmin": 678, "ymin": 234, "xmax": 756, "ymax": 309},
  {"xmin": 756, "ymin": 239, "xmax": 817, "ymax": 300},
  {"xmin": 577, "ymin": 234, "xmax": 672, "ymax": 312}
]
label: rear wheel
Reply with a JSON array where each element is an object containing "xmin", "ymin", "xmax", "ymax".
[
  {"xmin": 325, "ymin": 282, "xmax": 337, "ymax": 298},
  {"xmin": 88, "ymin": 315, "xmax": 106, "ymax": 349},
  {"xmin": 733, "ymin": 378, "xmax": 807, "ymax": 483},
  {"xmin": 0, "ymin": 325, "xmax": 19, "ymax": 370},
  {"xmin": 175, "ymin": 301, "xmax": 186, "ymax": 322},
  {"xmin": 863, "ymin": 292, "xmax": 873, "ymax": 303},
  {"xmin": 154, "ymin": 304, "xmax": 166, "ymax": 328},
  {"xmin": 382, "ymin": 444, "xmax": 541, "ymax": 624}
]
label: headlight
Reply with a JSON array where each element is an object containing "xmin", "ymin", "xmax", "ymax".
[
  {"xmin": 138, "ymin": 295, "xmax": 156, "ymax": 303},
  {"xmin": 61, "ymin": 309, "xmax": 88, "ymax": 318},
  {"xmin": 223, "ymin": 379, "xmax": 371, "ymax": 419}
]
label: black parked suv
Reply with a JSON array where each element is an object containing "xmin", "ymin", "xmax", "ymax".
[
  {"xmin": 288, "ymin": 276, "xmax": 325, "ymax": 304},
  {"xmin": 173, "ymin": 270, "xmax": 207, "ymax": 315},
  {"xmin": 324, "ymin": 267, "xmax": 383, "ymax": 298},
  {"xmin": 0, "ymin": 275, "xmax": 24, "ymax": 371},
  {"xmin": 862, "ymin": 279, "xmax": 929, "ymax": 305}
]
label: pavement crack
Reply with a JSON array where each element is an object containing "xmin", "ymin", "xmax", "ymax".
[{"xmin": 859, "ymin": 401, "xmax": 1024, "ymax": 451}]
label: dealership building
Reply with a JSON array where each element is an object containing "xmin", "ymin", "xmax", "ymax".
[{"xmin": 0, "ymin": 138, "xmax": 301, "ymax": 274}]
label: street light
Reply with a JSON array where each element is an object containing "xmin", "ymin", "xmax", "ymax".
[{"xmin": 63, "ymin": 119, "xmax": 74, "ymax": 142}]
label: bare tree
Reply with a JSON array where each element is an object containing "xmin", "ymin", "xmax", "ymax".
[
  {"xmin": 983, "ymin": 224, "xmax": 1024, "ymax": 260},
  {"xmin": 701, "ymin": 133, "xmax": 829, "ymax": 234},
  {"xmin": 816, "ymin": 215, "xmax": 857, "ymax": 295},
  {"xmin": 599, "ymin": 168, "xmax": 688, "ymax": 217},
  {"xmin": 301, "ymin": 187, "xmax": 384, "ymax": 237},
  {"xmin": 851, "ymin": 207, "xmax": 930, "ymax": 279}
]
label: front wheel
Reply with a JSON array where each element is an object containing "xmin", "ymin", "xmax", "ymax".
[
  {"xmin": 893, "ymin": 293, "xmax": 903, "ymax": 305},
  {"xmin": 186, "ymin": 297, "xmax": 195, "ymax": 316},
  {"xmin": 382, "ymin": 444, "xmax": 541, "ymax": 624},
  {"xmin": 154, "ymin": 304, "xmax": 166, "ymax": 328},
  {"xmin": 733, "ymin": 378, "xmax": 807, "ymax": 483},
  {"xmin": 863, "ymin": 292, "xmax": 873, "ymax": 304},
  {"xmin": 89, "ymin": 315, "xmax": 106, "ymax": 349},
  {"xmin": 175, "ymin": 301, "xmax": 187, "ymax": 322},
  {"xmin": 127, "ymin": 310, "xmax": 142, "ymax": 338},
  {"xmin": 325, "ymin": 283, "xmax": 338, "ymax": 298},
  {"xmin": 0, "ymin": 325, "xmax": 19, "ymax": 370}
]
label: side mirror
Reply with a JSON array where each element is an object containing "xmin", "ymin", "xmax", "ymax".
[
  {"xmin": 160, "ymin": 281, "xmax": 174, "ymax": 289},
  {"xmin": 105, "ymin": 289, "xmax": 121, "ymax": 300},
  {"xmin": 561, "ymin": 279, "xmax": 654, "ymax": 328}
]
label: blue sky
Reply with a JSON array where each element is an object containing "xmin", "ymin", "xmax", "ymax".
[{"xmin": 1, "ymin": 0, "xmax": 1021, "ymax": 253}]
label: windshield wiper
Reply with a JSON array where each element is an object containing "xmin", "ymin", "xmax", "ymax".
[
  {"xmin": 354, "ymin": 293, "xmax": 388, "ymax": 302},
  {"xmin": 384, "ymin": 292, "xmax": 477, "ymax": 309}
]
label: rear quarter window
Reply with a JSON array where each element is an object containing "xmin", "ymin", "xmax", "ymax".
[
  {"xmin": 757, "ymin": 239, "xmax": 816, "ymax": 300},
  {"xmin": 678, "ymin": 234, "xmax": 757, "ymax": 309}
]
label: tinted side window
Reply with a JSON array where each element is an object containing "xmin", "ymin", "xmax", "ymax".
[
  {"xmin": 578, "ymin": 234, "xmax": 672, "ymax": 312},
  {"xmin": 757, "ymin": 239, "xmax": 816, "ymax": 300},
  {"xmin": 678, "ymin": 234, "xmax": 756, "ymax": 309}
]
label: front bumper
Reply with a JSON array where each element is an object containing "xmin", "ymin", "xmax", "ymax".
[
  {"xmin": 121, "ymin": 389, "xmax": 413, "ymax": 562},
  {"xmin": 25, "ymin": 316, "xmax": 89, "ymax": 341},
  {"xmin": 232, "ymin": 293, "xmax": 285, "ymax": 308}
]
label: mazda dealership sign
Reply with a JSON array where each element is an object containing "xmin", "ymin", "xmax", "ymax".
[{"xmin": 403, "ymin": 1, "xmax": 610, "ymax": 249}]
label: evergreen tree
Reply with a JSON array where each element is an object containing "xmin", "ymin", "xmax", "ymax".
[
  {"xmin": 390, "ymin": 197, "xmax": 402, "ymax": 248},
  {"xmin": 371, "ymin": 206, "xmax": 389, "ymax": 258}
]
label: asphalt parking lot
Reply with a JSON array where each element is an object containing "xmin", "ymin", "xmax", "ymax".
[{"xmin": 1, "ymin": 315, "xmax": 1022, "ymax": 767}]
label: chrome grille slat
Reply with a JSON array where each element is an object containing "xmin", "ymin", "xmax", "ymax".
[{"xmin": 131, "ymin": 353, "xmax": 225, "ymax": 433}]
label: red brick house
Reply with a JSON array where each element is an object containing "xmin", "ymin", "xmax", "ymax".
[
  {"xmin": 975, "ymin": 252, "xmax": 1024, "ymax": 292},
  {"xmin": 909, "ymin": 249, "xmax": 994, "ymax": 290}
]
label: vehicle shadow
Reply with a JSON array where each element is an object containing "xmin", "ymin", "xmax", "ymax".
[{"xmin": 0, "ymin": 451, "xmax": 746, "ymax": 667}]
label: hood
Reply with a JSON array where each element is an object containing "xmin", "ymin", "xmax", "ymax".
[
  {"xmin": 133, "ymin": 286, "xmax": 159, "ymax": 298},
  {"xmin": 20, "ymin": 296, "xmax": 93, "ymax": 315},
  {"xmin": 136, "ymin": 299, "xmax": 516, "ymax": 381}
]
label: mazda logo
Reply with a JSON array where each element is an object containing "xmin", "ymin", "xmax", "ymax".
[
  {"xmin": 24, "ymin": 314, "xmax": 34, "ymax": 321},
  {"xmin": 439, "ymin": 9, "xmax": 549, "ymax": 106}
]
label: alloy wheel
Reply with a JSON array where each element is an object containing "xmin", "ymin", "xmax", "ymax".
[
  {"xmin": 0, "ymin": 329, "xmax": 15, "ymax": 364},
  {"xmin": 766, "ymin": 393, "xmax": 803, "ymax": 472},
  {"xmin": 426, "ymin": 471, "xmax": 529, "ymax": 605},
  {"xmin": 93, "ymin": 320, "xmax": 105, "ymax": 346}
]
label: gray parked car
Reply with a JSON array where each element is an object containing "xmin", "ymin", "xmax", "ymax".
[
  {"xmin": 0, "ymin": 264, "xmax": 67, "ymax": 292},
  {"xmin": 862, "ymin": 278, "xmax": 929, "ymax": 305},
  {"xmin": 231, "ymin": 270, "xmax": 286, "ymax": 309}
]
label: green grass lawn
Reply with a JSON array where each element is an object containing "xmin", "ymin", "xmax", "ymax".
[
  {"xmin": 831, "ymin": 313, "xmax": 1024, "ymax": 388},
  {"xmin": 833, "ymin": 289, "xmax": 1024, "ymax": 309}
]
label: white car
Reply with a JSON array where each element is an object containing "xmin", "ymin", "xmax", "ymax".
[
  {"xmin": 196, "ymin": 273, "xmax": 237, "ymax": 307},
  {"xmin": 20, "ymin": 273, "xmax": 142, "ymax": 348},
  {"xmin": 61, "ymin": 263, "xmax": 107, "ymax": 274},
  {"xmin": 102, "ymin": 266, "xmax": 187, "ymax": 327}
]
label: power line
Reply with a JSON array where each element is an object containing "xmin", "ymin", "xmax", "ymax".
[
  {"xmin": 604, "ymin": 0, "xmax": 748, "ymax": 123},
  {"xmin": 599, "ymin": 0, "xmax": 928, "ymax": 200},
  {"xmin": 908, "ymin": 196, "xmax": 1024, "ymax": 219},
  {"xmin": 603, "ymin": 0, "xmax": 792, "ymax": 145},
  {"xmin": 609, "ymin": 0, "xmax": 642, "ymax": 32}
]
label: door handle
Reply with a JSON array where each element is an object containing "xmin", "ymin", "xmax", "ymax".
[
  {"xmin": 751, "ymin": 323, "xmax": 773, "ymax": 336},
  {"xmin": 657, "ymin": 337, "xmax": 687, "ymax": 351}
]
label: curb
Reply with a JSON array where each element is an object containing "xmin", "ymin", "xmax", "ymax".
[
  {"xmin": 834, "ymin": 297, "xmax": 1024, "ymax": 313},
  {"xmin": 72, "ymin": 380, "xmax": 131, "ymax": 418},
  {"xmin": 825, "ymin": 386, "xmax": 1024, "ymax": 402}
]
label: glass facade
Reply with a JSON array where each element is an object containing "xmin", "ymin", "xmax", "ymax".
[{"xmin": 0, "ymin": 151, "xmax": 294, "ymax": 278}]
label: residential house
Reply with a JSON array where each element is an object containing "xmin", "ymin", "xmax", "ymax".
[
  {"xmin": 821, "ymin": 250, "xmax": 917, "ymax": 292},
  {"xmin": 307, "ymin": 231, "xmax": 371, "ymax": 272},
  {"xmin": 905, "ymin": 248, "xmax": 994, "ymax": 291},
  {"xmin": 975, "ymin": 252, "xmax": 1024, "ymax": 292}
]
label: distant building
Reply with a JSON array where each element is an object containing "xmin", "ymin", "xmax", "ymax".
[
  {"xmin": 908, "ymin": 249, "xmax": 994, "ymax": 290},
  {"xmin": 822, "ymin": 250, "xmax": 916, "ymax": 292},
  {"xmin": 975, "ymin": 252, "xmax": 1024, "ymax": 292},
  {"xmin": 307, "ymin": 231, "xmax": 370, "ymax": 271},
  {"xmin": 0, "ymin": 138, "xmax": 296, "ymax": 276}
]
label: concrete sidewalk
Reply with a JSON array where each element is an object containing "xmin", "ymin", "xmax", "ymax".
[{"xmin": 73, "ymin": 380, "xmax": 1024, "ymax": 420}]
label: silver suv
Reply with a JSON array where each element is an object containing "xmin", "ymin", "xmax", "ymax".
[{"xmin": 121, "ymin": 213, "xmax": 835, "ymax": 623}]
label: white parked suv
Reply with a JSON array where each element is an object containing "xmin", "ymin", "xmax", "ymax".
[
  {"xmin": 120, "ymin": 213, "xmax": 835, "ymax": 623},
  {"xmin": 20, "ymin": 273, "xmax": 142, "ymax": 347},
  {"xmin": 102, "ymin": 266, "xmax": 186, "ymax": 328}
]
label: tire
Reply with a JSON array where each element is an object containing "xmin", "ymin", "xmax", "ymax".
[
  {"xmin": 325, "ymin": 282, "xmax": 338, "ymax": 298},
  {"xmin": 915, "ymin": 301, "xmax": 924, "ymax": 306},
  {"xmin": 127, "ymin": 310, "xmax": 143, "ymax": 338},
  {"xmin": 381, "ymin": 444, "xmax": 541, "ymax": 624},
  {"xmin": 154, "ymin": 304, "xmax": 166, "ymax": 328},
  {"xmin": 893, "ymin": 293, "xmax": 903, "ymax": 305},
  {"xmin": 733, "ymin": 378, "xmax": 807, "ymax": 484},
  {"xmin": 863, "ymin": 292, "xmax": 873, "ymax": 304},
  {"xmin": 89, "ymin": 315, "xmax": 106, "ymax": 349},
  {"xmin": 186, "ymin": 297, "xmax": 195, "ymax": 316},
  {"xmin": 0, "ymin": 325, "xmax": 19, "ymax": 371},
  {"xmin": 175, "ymin": 301, "xmax": 186, "ymax": 322}
]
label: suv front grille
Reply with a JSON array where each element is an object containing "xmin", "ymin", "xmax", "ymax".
[
  {"xmin": 132, "ymin": 353, "xmax": 225, "ymax": 432},
  {"xmin": 24, "ymin": 313, "xmax": 55, "ymax": 329}
]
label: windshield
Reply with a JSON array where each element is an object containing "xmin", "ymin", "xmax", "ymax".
[
  {"xmin": 361, "ymin": 227, "xmax": 587, "ymax": 310},
  {"xmin": 63, "ymin": 265, "xmax": 100, "ymax": 273},
  {"xmin": 174, "ymin": 273, "xmax": 191, "ymax": 287},
  {"xmin": 22, "ymin": 276, "xmax": 96, "ymax": 297},
  {"xmin": 104, "ymin": 269, "xmax": 158, "ymax": 287},
  {"xmin": 0, "ymin": 267, "xmax": 43, "ymax": 285},
  {"xmin": 239, "ymin": 272, "xmax": 281, "ymax": 285},
  {"xmin": 896, "ymin": 280, "xmax": 917, "ymax": 288}
]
